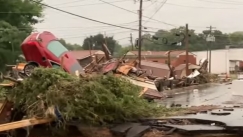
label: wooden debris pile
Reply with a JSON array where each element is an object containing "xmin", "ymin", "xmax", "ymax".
[{"xmin": 0, "ymin": 68, "xmax": 176, "ymax": 127}]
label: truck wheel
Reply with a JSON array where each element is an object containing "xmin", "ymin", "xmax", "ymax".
[{"xmin": 24, "ymin": 63, "xmax": 38, "ymax": 76}]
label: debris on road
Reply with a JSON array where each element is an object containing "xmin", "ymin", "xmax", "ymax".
[{"xmin": 0, "ymin": 68, "xmax": 186, "ymax": 134}]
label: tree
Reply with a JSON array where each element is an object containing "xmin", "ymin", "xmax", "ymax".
[
  {"xmin": 229, "ymin": 31, "xmax": 243, "ymax": 46},
  {"xmin": 0, "ymin": 0, "xmax": 44, "ymax": 70},
  {"xmin": 0, "ymin": 0, "xmax": 44, "ymax": 33},
  {"xmin": 59, "ymin": 38, "xmax": 83, "ymax": 50},
  {"xmin": 0, "ymin": 21, "xmax": 27, "ymax": 51},
  {"xmin": 202, "ymin": 30, "xmax": 230, "ymax": 50},
  {"xmin": 116, "ymin": 46, "xmax": 132, "ymax": 57},
  {"xmin": 140, "ymin": 26, "xmax": 233, "ymax": 52},
  {"xmin": 82, "ymin": 34, "xmax": 122, "ymax": 55}
]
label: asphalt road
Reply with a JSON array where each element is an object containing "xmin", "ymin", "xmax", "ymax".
[{"xmin": 160, "ymin": 80, "xmax": 243, "ymax": 107}]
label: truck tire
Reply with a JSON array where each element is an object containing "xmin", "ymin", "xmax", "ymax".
[{"xmin": 23, "ymin": 63, "xmax": 38, "ymax": 76}]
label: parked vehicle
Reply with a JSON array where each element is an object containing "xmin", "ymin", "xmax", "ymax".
[{"xmin": 21, "ymin": 31, "xmax": 84, "ymax": 76}]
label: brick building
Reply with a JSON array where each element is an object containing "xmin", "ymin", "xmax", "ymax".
[{"xmin": 126, "ymin": 50, "xmax": 197, "ymax": 67}]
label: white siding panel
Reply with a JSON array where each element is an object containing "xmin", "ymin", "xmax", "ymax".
[{"xmin": 193, "ymin": 49, "xmax": 228, "ymax": 74}]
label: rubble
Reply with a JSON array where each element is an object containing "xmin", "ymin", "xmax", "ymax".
[{"xmin": 77, "ymin": 49, "xmax": 216, "ymax": 101}]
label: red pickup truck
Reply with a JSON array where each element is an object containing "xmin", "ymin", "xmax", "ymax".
[{"xmin": 21, "ymin": 31, "xmax": 84, "ymax": 76}]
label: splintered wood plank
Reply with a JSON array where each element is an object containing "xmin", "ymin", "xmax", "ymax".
[
  {"xmin": 0, "ymin": 100, "xmax": 7, "ymax": 114},
  {"xmin": 0, "ymin": 118, "xmax": 53, "ymax": 132}
]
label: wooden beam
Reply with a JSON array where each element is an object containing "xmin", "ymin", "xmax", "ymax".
[{"xmin": 0, "ymin": 118, "xmax": 53, "ymax": 132}]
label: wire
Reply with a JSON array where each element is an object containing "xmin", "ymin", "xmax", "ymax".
[
  {"xmin": 0, "ymin": 0, "xmax": 132, "ymax": 13},
  {"xmin": 144, "ymin": 0, "xmax": 158, "ymax": 10},
  {"xmin": 55, "ymin": 27, "xmax": 139, "ymax": 36},
  {"xmin": 0, "ymin": 23, "xmax": 138, "ymax": 34},
  {"xmin": 98, "ymin": 0, "xmax": 177, "ymax": 27},
  {"xmin": 58, "ymin": 0, "xmax": 131, "ymax": 8},
  {"xmin": 61, "ymin": 30, "xmax": 139, "ymax": 39},
  {"xmin": 29, "ymin": 0, "xmax": 156, "ymax": 33},
  {"xmin": 195, "ymin": 0, "xmax": 243, "ymax": 5},
  {"xmin": 38, "ymin": 20, "xmax": 139, "ymax": 30},
  {"xmin": 165, "ymin": 2, "xmax": 241, "ymax": 9},
  {"xmin": 53, "ymin": 0, "xmax": 88, "ymax": 6},
  {"xmin": 115, "ymin": 37, "xmax": 130, "ymax": 40},
  {"xmin": 143, "ymin": 0, "xmax": 167, "ymax": 25}
]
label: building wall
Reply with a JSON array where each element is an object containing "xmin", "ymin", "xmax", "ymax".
[
  {"xmin": 228, "ymin": 48, "xmax": 243, "ymax": 60},
  {"xmin": 141, "ymin": 65, "xmax": 170, "ymax": 77},
  {"xmin": 125, "ymin": 54, "xmax": 196, "ymax": 67},
  {"xmin": 193, "ymin": 50, "xmax": 228, "ymax": 74},
  {"xmin": 192, "ymin": 49, "xmax": 237, "ymax": 74},
  {"xmin": 141, "ymin": 57, "xmax": 167, "ymax": 63}
]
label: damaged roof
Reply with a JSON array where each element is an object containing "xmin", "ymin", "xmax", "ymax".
[
  {"xmin": 141, "ymin": 60, "xmax": 169, "ymax": 70},
  {"xmin": 70, "ymin": 50, "xmax": 104, "ymax": 60}
]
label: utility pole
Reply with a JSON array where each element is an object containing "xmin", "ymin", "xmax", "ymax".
[
  {"xmin": 138, "ymin": 0, "xmax": 143, "ymax": 68},
  {"xmin": 185, "ymin": 24, "xmax": 189, "ymax": 75},
  {"xmin": 130, "ymin": 33, "xmax": 134, "ymax": 50},
  {"xmin": 88, "ymin": 40, "xmax": 92, "ymax": 56},
  {"xmin": 104, "ymin": 32, "xmax": 108, "ymax": 46},
  {"xmin": 206, "ymin": 26, "xmax": 216, "ymax": 73}
]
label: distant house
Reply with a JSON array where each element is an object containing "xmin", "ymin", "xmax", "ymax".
[
  {"xmin": 70, "ymin": 50, "xmax": 105, "ymax": 67},
  {"xmin": 126, "ymin": 50, "xmax": 197, "ymax": 67}
]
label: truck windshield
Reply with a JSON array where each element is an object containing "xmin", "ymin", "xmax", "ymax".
[{"xmin": 47, "ymin": 40, "xmax": 68, "ymax": 57}]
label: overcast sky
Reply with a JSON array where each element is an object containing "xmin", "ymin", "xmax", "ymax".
[{"xmin": 34, "ymin": 0, "xmax": 243, "ymax": 46}]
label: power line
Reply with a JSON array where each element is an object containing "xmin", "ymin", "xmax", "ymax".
[
  {"xmin": 116, "ymin": 37, "xmax": 130, "ymax": 41},
  {"xmin": 0, "ymin": 0, "xmax": 131, "ymax": 14},
  {"xmin": 139, "ymin": 26, "xmax": 243, "ymax": 38},
  {"xmin": 165, "ymin": 2, "xmax": 241, "ymax": 9},
  {"xmin": 61, "ymin": 30, "xmax": 138, "ymax": 39},
  {"xmin": 11, "ymin": 20, "xmax": 139, "ymax": 30},
  {"xmin": 143, "ymin": 0, "xmax": 167, "ymax": 25},
  {"xmin": 195, "ymin": 0, "xmax": 243, "ymax": 5},
  {"xmin": 58, "ymin": 0, "xmax": 131, "ymax": 8},
  {"xmin": 0, "ymin": 0, "xmax": 240, "ymax": 14},
  {"xmin": 29, "ymin": 0, "xmax": 156, "ymax": 33},
  {"xmin": 144, "ymin": 0, "xmax": 158, "ymax": 10},
  {"xmin": 98, "ymin": 0, "xmax": 177, "ymax": 27},
  {"xmin": 53, "ymin": 0, "xmax": 88, "ymax": 6},
  {"xmin": 0, "ymin": 24, "xmax": 139, "ymax": 34}
]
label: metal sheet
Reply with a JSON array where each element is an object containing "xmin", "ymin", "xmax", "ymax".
[
  {"xmin": 117, "ymin": 65, "xmax": 133, "ymax": 75},
  {"xmin": 102, "ymin": 62, "xmax": 118, "ymax": 73}
]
